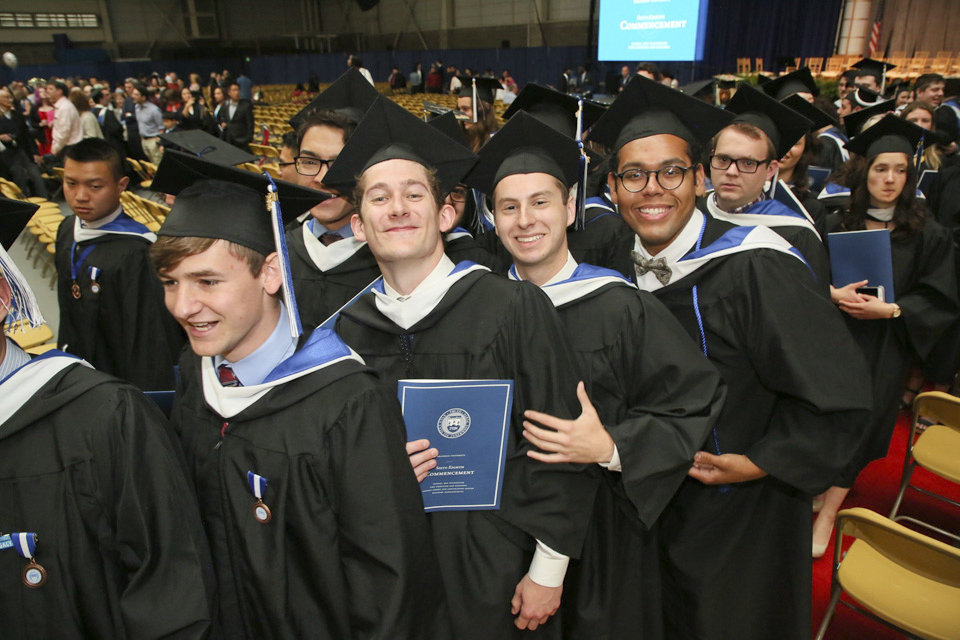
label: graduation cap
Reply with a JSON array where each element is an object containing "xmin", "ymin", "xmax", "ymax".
[
  {"xmin": 426, "ymin": 111, "xmax": 470, "ymax": 149},
  {"xmin": 457, "ymin": 76, "xmax": 501, "ymax": 105},
  {"xmin": 288, "ymin": 68, "xmax": 380, "ymax": 129},
  {"xmin": 589, "ymin": 75, "xmax": 735, "ymax": 153},
  {"xmin": 151, "ymin": 150, "xmax": 330, "ymax": 338},
  {"xmin": 782, "ymin": 94, "xmax": 838, "ymax": 131},
  {"xmin": 762, "ymin": 67, "xmax": 820, "ymax": 101},
  {"xmin": 724, "ymin": 83, "xmax": 814, "ymax": 159},
  {"xmin": 842, "ymin": 99, "xmax": 896, "ymax": 137},
  {"xmin": 0, "ymin": 197, "xmax": 44, "ymax": 329},
  {"xmin": 714, "ymin": 75, "xmax": 739, "ymax": 90},
  {"xmin": 463, "ymin": 110, "xmax": 581, "ymax": 196},
  {"xmin": 159, "ymin": 129, "xmax": 258, "ymax": 166},
  {"xmin": 162, "ymin": 110, "xmax": 182, "ymax": 122},
  {"xmin": 322, "ymin": 96, "xmax": 478, "ymax": 196},
  {"xmin": 850, "ymin": 86, "xmax": 884, "ymax": 108},
  {"xmin": 502, "ymin": 83, "xmax": 606, "ymax": 139},
  {"xmin": 845, "ymin": 113, "xmax": 927, "ymax": 160},
  {"xmin": 852, "ymin": 58, "xmax": 896, "ymax": 91},
  {"xmin": 679, "ymin": 78, "xmax": 716, "ymax": 101}
]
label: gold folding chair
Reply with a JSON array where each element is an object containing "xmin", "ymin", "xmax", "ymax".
[
  {"xmin": 815, "ymin": 508, "xmax": 960, "ymax": 640},
  {"xmin": 889, "ymin": 391, "xmax": 960, "ymax": 544}
]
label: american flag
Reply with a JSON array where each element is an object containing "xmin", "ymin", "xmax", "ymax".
[{"xmin": 868, "ymin": 0, "xmax": 885, "ymax": 57}]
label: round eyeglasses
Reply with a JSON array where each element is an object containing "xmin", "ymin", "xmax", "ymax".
[{"xmin": 613, "ymin": 165, "xmax": 694, "ymax": 193}]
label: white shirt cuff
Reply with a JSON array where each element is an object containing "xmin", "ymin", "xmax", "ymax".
[
  {"xmin": 527, "ymin": 539, "xmax": 569, "ymax": 588},
  {"xmin": 598, "ymin": 443, "xmax": 622, "ymax": 472}
]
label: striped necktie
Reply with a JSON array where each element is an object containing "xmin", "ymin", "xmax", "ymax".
[{"xmin": 218, "ymin": 363, "xmax": 241, "ymax": 387}]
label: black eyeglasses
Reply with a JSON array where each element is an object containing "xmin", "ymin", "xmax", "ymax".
[
  {"xmin": 447, "ymin": 186, "xmax": 468, "ymax": 203},
  {"xmin": 613, "ymin": 165, "xmax": 694, "ymax": 193},
  {"xmin": 709, "ymin": 155, "xmax": 770, "ymax": 174},
  {"xmin": 278, "ymin": 161, "xmax": 296, "ymax": 168},
  {"xmin": 294, "ymin": 156, "xmax": 336, "ymax": 176}
]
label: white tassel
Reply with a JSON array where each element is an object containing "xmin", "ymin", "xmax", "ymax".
[{"xmin": 0, "ymin": 245, "xmax": 44, "ymax": 330}]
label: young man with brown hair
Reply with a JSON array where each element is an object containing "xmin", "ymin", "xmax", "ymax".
[{"xmin": 150, "ymin": 151, "xmax": 447, "ymax": 639}]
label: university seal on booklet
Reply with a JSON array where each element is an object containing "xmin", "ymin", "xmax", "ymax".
[{"xmin": 437, "ymin": 408, "xmax": 471, "ymax": 439}]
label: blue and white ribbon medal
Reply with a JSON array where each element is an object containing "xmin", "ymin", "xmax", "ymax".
[
  {"xmin": 89, "ymin": 266, "xmax": 101, "ymax": 295},
  {"xmin": 247, "ymin": 471, "xmax": 271, "ymax": 524},
  {"xmin": 0, "ymin": 532, "xmax": 47, "ymax": 588}
]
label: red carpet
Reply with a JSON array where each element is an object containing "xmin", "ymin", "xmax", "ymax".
[{"xmin": 811, "ymin": 410, "xmax": 960, "ymax": 638}]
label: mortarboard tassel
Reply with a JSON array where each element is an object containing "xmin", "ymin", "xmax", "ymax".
[
  {"xmin": 573, "ymin": 98, "xmax": 589, "ymax": 231},
  {"xmin": 0, "ymin": 244, "xmax": 44, "ymax": 330},
  {"xmin": 472, "ymin": 78, "xmax": 478, "ymax": 124},
  {"xmin": 264, "ymin": 173, "xmax": 303, "ymax": 339}
]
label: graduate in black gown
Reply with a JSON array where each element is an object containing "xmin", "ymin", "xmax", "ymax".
[
  {"xmin": 325, "ymin": 97, "xmax": 600, "ymax": 640},
  {"xmin": 812, "ymin": 115, "xmax": 959, "ymax": 555},
  {"xmin": 464, "ymin": 111, "xmax": 726, "ymax": 640},
  {"xmin": 285, "ymin": 69, "xmax": 383, "ymax": 327},
  {"xmin": 54, "ymin": 139, "xmax": 185, "ymax": 390},
  {"xmin": 590, "ymin": 76, "xmax": 873, "ymax": 640},
  {"xmin": 703, "ymin": 85, "xmax": 832, "ymax": 294},
  {"xmin": 0, "ymin": 197, "xmax": 216, "ymax": 639},
  {"xmin": 150, "ymin": 151, "xmax": 448, "ymax": 639}
]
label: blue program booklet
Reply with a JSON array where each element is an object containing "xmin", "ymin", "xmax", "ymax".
[
  {"xmin": 827, "ymin": 229, "xmax": 896, "ymax": 300},
  {"xmin": 398, "ymin": 379, "xmax": 514, "ymax": 512},
  {"xmin": 806, "ymin": 166, "xmax": 831, "ymax": 193},
  {"xmin": 919, "ymin": 169, "xmax": 938, "ymax": 197}
]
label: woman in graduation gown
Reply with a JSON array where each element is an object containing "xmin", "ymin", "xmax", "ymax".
[{"xmin": 812, "ymin": 115, "xmax": 959, "ymax": 555}]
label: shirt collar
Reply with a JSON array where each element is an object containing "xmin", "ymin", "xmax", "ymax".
[
  {"xmin": 0, "ymin": 338, "xmax": 31, "ymax": 382},
  {"xmin": 213, "ymin": 302, "xmax": 298, "ymax": 387},
  {"xmin": 383, "ymin": 254, "xmax": 455, "ymax": 301},
  {"xmin": 78, "ymin": 204, "xmax": 123, "ymax": 230},
  {"xmin": 308, "ymin": 217, "xmax": 355, "ymax": 239},
  {"xmin": 541, "ymin": 252, "xmax": 578, "ymax": 286},
  {"xmin": 633, "ymin": 208, "xmax": 704, "ymax": 266},
  {"xmin": 711, "ymin": 190, "xmax": 766, "ymax": 214}
]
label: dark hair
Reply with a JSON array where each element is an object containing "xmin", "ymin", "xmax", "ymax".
[
  {"xmin": 47, "ymin": 81, "xmax": 68, "ymax": 96},
  {"xmin": 226, "ymin": 80, "xmax": 240, "ymax": 90},
  {"xmin": 296, "ymin": 108, "xmax": 356, "ymax": 150},
  {"xmin": 64, "ymin": 138, "xmax": 124, "ymax": 181},
  {"xmin": 834, "ymin": 154, "xmax": 926, "ymax": 240},
  {"xmin": 461, "ymin": 99, "xmax": 499, "ymax": 153},
  {"xmin": 635, "ymin": 62, "xmax": 663, "ymax": 82},
  {"xmin": 281, "ymin": 131, "xmax": 299, "ymax": 152},
  {"xmin": 788, "ymin": 132, "xmax": 821, "ymax": 200},
  {"xmin": 151, "ymin": 236, "xmax": 266, "ymax": 277},
  {"xmin": 915, "ymin": 73, "xmax": 945, "ymax": 93}
]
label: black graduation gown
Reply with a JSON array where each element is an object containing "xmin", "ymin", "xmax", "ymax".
[
  {"xmin": 825, "ymin": 215, "xmax": 959, "ymax": 481},
  {"xmin": 550, "ymin": 280, "xmax": 725, "ymax": 640},
  {"xmin": 640, "ymin": 216, "xmax": 873, "ymax": 640},
  {"xmin": 817, "ymin": 127, "xmax": 847, "ymax": 173},
  {"xmin": 171, "ymin": 332, "xmax": 448, "ymax": 639},
  {"xmin": 335, "ymin": 268, "xmax": 600, "ymax": 640},
  {"xmin": 566, "ymin": 198, "xmax": 633, "ymax": 271},
  {"xmin": 444, "ymin": 232, "xmax": 504, "ymax": 270},
  {"xmin": 922, "ymin": 165, "xmax": 960, "ymax": 383},
  {"xmin": 285, "ymin": 224, "xmax": 382, "ymax": 328},
  {"xmin": 54, "ymin": 216, "xmax": 185, "ymax": 390},
  {"xmin": 0, "ymin": 356, "xmax": 215, "ymax": 639}
]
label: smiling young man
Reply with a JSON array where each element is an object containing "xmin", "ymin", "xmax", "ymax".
[
  {"xmin": 465, "ymin": 111, "xmax": 725, "ymax": 639},
  {"xmin": 54, "ymin": 138, "xmax": 184, "ymax": 390},
  {"xmin": 590, "ymin": 76, "xmax": 873, "ymax": 640},
  {"xmin": 149, "ymin": 150, "xmax": 447, "ymax": 639},
  {"xmin": 705, "ymin": 84, "xmax": 832, "ymax": 292},
  {"xmin": 283, "ymin": 68, "xmax": 383, "ymax": 327},
  {"xmin": 326, "ymin": 97, "xmax": 599, "ymax": 640},
  {"xmin": 0, "ymin": 196, "xmax": 216, "ymax": 640}
]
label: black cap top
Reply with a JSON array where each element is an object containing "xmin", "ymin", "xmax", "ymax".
[
  {"xmin": 288, "ymin": 68, "xmax": 380, "ymax": 129},
  {"xmin": 162, "ymin": 110, "xmax": 182, "ymax": 122},
  {"xmin": 679, "ymin": 78, "xmax": 716, "ymax": 99},
  {"xmin": 850, "ymin": 86, "xmax": 884, "ymax": 108},
  {"xmin": 845, "ymin": 113, "xmax": 926, "ymax": 159},
  {"xmin": 714, "ymin": 75, "xmax": 739, "ymax": 89},
  {"xmin": 463, "ymin": 111, "xmax": 580, "ymax": 195},
  {"xmin": 426, "ymin": 111, "xmax": 470, "ymax": 149},
  {"xmin": 589, "ymin": 75, "xmax": 735, "ymax": 153},
  {"xmin": 762, "ymin": 67, "xmax": 820, "ymax": 100},
  {"xmin": 0, "ymin": 196, "xmax": 38, "ymax": 251},
  {"xmin": 502, "ymin": 83, "xmax": 606, "ymax": 139},
  {"xmin": 457, "ymin": 76, "xmax": 502, "ymax": 104},
  {"xmin": 842, "ymin": 98, "xmax": 896, "ymax": 136},
  {"xmin": 852, "ymin": 57, "xmax": 896, "ymax": 79},
  {"xmin": 322, "ymin": 96, "xmax": 479, "ymax": 195},
  {"xmin": 724, "ymin": 83, "xmax": 814, "ymax": 159},
  {"xmin": 151, "ymin": 150, "xmax": 328, "ymax": 254},
  {"xmin": 159, "ymin": 129, "xmax": 258, "ymax": 166},
  {"xmin": 781, "ymin": 94, "xmax": 838, "ymax": 131}
]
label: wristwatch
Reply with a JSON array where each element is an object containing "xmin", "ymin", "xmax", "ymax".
[{"xmin": 891, "ymin": 304, "xmax": 902, "ymax": 318}]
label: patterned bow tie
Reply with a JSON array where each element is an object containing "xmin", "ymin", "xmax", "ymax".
[{"xmin": 630, "ymin": 251, "xmax": 672, "ymax": 285}]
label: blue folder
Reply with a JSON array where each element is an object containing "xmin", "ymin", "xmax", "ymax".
[
  {"xmin": 827, "ymin": 229, "xmax": 896, "ymax": 300},
  {"xmin": 919, "ymin": 170, "xmax": 938, "ymax": 197},
  {"xmin": 807, "ymin": 166, "xmax": 831, "ymax": 193},
  {"xmin": 398, "ymin": 379, "xmax": 513, "ymax": 512}
]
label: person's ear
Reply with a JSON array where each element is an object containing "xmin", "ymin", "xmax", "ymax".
[
  {"xmin": 350, "ymin": 212, "xmax": 366, "ymax": 242},
  {"xmin": 260, "ymin": 252, "xmax": 282, "ymax": 296},
  {"xmin": 565, "ymin": 190, "xmax": 576, "ymax": 227},
  {"xmin": 606, "ymin": 172, "xmax": 619, "ymax": 206},
  {"xmin": 438, "ymin": 202, "xmax": 457, "ymax": 234},
  {"xmin": 0, "ymin": 276, "xmax": 12, "ymax": 324}
]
